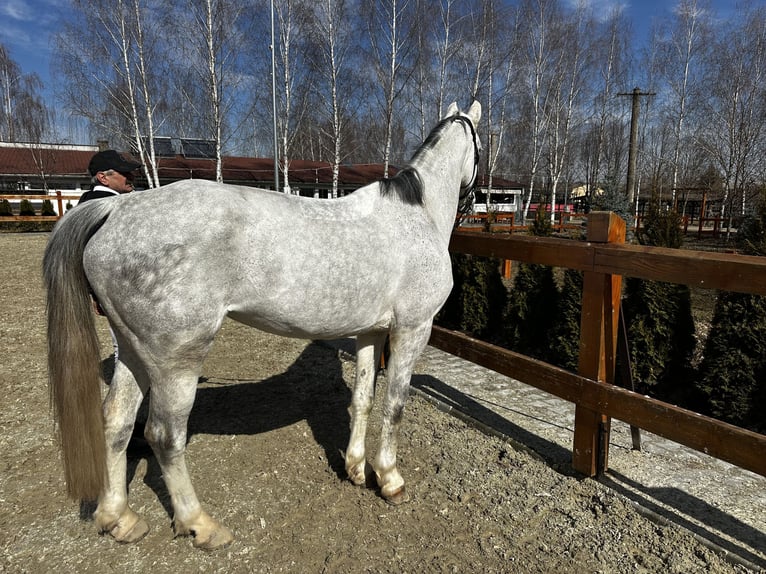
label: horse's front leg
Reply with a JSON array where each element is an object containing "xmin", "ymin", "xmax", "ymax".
[
  {"xmin": 345, "ymin": 333, "xmax": 386, "ymax": 486},
  {"xmin": 145, "ymin": 370, "xmax": 233, "ymax": 551},
  {"xmin": 94, "ymin": 360, "xmax": 150, "ymax": 543},
  {"xmin": 374, "ymin": 323, "xmax": 432, "ymax": 504}
]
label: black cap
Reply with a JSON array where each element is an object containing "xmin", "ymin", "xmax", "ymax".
[{"xmin": 88, "ymin": 150, "xmax": 142, "ymax": 176}]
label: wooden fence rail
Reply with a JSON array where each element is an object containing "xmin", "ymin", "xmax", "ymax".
[
  {"xmin": 433, "ymin": 211, "xmax": 766, "ymax": 479},
  {"xmin": 0, "ymin": 192, "xmax": 81, "ymax": 220}
]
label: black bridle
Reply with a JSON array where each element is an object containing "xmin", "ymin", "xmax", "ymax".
[{"xmin": 452, "ymin": 114, "xmax": 481, "ymax": 227}]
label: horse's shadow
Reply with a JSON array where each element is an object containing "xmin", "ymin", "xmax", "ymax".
[{"xmin": 103, "ymin": 341, "xmax": 352, "ymax": 520}]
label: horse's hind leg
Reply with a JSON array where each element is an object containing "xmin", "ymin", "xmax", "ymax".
[
  {"xmin": 94, "ymin": 359, "xmax": 150, "ymax": 543},
  {"xmin": 345, "ymin": 332, "xmax": 386, "ymax": 486},
  {"xmin": 144, "ymin": 368, "xmax": 233, "ymax": 550},
  {"xmin": 374, "ymin": 322, "xmax": 432, "ymax": 504}
]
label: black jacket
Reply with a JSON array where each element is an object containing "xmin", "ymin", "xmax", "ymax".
[{"xmin": 78, "ymin": 187, "xmax": 118, "ymax": 204}]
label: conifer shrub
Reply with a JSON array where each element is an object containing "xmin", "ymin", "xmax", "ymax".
[
  {"xmin": 18, "ymin": 199, "xmax": 36, "ymax": 216},
  {"xmin": 0, "ymin": 199, "xmax": 12, "ymax": 216},
  {"xmin": 41, "ymin": 199, "xmax": 56, "ymax": 216},
  {"xmin": 591, "ymin": 175, "xmax": 634, "ymax": 242},
  {"xmin": 695, "ymin": 200, "xmax": 766, "ymax": 431},
  {"xmin": 550, "ymin": 267, "xmax": 583, "ymax": 371},
  {"xmin": 622, "ymin": 197, "xmax": 696, "ymax": 401},
  {"xmin": 503, "ymin": 205, "xmax": 560, "ymax": 362},
  {"xmin": 437, "ymin": 253, "xmax": 507, "ymax": 341}
]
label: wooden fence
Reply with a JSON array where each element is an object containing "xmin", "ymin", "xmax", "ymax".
[
  {"xmin": 461, "ymin": 211, "xmax": 735, "ymax": 238},
  {"xmin": 432, "ymin": 211, "xmax": 766, "ymax": 479},
  {"xmin": 457, "ymin": 212, "xmax": 584, "ymax": 234},
  {"xmin": 0, "ymin": 191, "xmax": 79, "ymax": 220}
]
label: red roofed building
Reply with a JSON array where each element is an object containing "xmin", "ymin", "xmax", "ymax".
[
  {"xmin": 0, "ymin": 140, "xmax": 525, "ymax": 216},
  {"xmin": 0, "ymin": 141, "xmax": 391, "ymax": 200}
]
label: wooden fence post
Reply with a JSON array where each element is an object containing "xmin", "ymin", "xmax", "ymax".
[
  {"xmin": 572, "ymin": 211, "xmax": 626, "ymax": 476},
  {"xmin": 55, "ymin": 190, "xmax": 64, "ymax": 219}
]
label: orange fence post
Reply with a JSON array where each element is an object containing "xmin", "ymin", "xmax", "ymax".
[
  {"xmin": 572, "ymin": 211, "xmax": 625, "ymax": 476},
  {"xmin": 55, "ymin": 190, "xmax": 64, "ymax": 219},
  {"xmin": 501, "ymin": 259, "xmax": 512, "ymax": 279}
]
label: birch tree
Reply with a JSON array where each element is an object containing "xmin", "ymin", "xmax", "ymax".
[
  {"xmin": 410, "ymin": 0, "xmax": 436, "ymax": 141},
  {"xmin": 53, "ymin": 0, "xmax": 164, "ymax": 187},
  {"xmin": 468, "ymin": 0, "xmax": 517, "ymax": 199},
  {"xmin": 0, "ymin": 44, "xmax": 51, "ymax": 143},
  {"xmin": 0, "ymin": 43, "xmax": 56, "ymax": 193},
  {"xmin": 365, "ymin": 0, "xmax": 417, "ymax": 175},
  {"xmin": 584, "ymin": 7, "xmax": 631, "ymax": 207},
  {"xmin": 697, "ymin": 5, "xmax": 766, "ymax": 218},
  {"xmin": 517, "ymin": 0, "xmax": 556, "ymax": 220},
  {"xmin": 486, "ymin": 6, "xmax": 522, "ymax": 195},
  {"xmin": 273, "ymin": 0, "xmax": 313, "ymax": 194},
  {"xmin": 656, "ymin": 0, "xmax": 710, "ymax": 205},
  {"xmin": 130, "ymin": 0, "xmax": 161, "ymax": 187},
  {"xmin": 308, "ymin": 0, "xmax": 356, "ymax": 197},
  {"xmin": 542, "ymin": 1, "xmax": 593, "ymax": 220},
  {"xmin": 169, "ymin": 0, "xmax": 247, "ymax": 181}
]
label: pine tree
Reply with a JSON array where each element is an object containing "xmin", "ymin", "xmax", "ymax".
[
  {"xmin": 41, "ymin": 199, "xmax": 56, "ymax": 216},
  {"xmin": 549, "ymin": 267, "xmax": 583, "ymax": 371},
  {"xmin": 622, "ymin": 197, "xmax": 696, "ymax": 401},
  {"xmin": 695, "ymin": 200, "xmax": 766, "ymax": 432},
  {"xmin": 503, "ymin": 206, "xmax": 560, "ymax": 362},
  {"xmin": 18, "ymin": 199, "xmax": 35, "ymax": 216},
  {"xmin": 437, "ymin": 253, "xmax": 507, "ymax": 341}
]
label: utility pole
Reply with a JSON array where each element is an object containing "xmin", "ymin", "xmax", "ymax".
[{"xmin": 618, "ymin": 87, "xmax": 655, "ymax": 211}]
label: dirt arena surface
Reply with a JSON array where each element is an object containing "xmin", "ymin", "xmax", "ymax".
[{"xmin": 0, "ymin": 233, "xmax": 757, "ymax": 573}]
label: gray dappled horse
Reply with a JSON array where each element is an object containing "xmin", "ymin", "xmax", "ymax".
[{"xmin": 43, "ymin": 101, "xmax": 482, "ymax": 550}]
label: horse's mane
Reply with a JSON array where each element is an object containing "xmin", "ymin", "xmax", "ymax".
[{"xmin": 379, "ymin": 115, "xmax": 457, "ymax": 206}]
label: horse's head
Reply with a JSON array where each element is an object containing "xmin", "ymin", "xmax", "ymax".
[
  {"xmin": 444, "ymin": 101, "xmax": 482, "ymax": 221},
  {"xmin": 445, "ymin": 101, "xmax": 482, "ymax": 197},
  {"xmin": 381, "ymin": 100, "xmax": 482, "ymax": 225}
]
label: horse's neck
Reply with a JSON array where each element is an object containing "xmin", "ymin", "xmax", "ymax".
[{"xmin": 412, "ymin": 150, "xmax": 463, "ymax": 243}]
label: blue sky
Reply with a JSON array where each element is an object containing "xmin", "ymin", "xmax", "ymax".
[
  {"xmin": 0, "ymin": 0, "xmax": 744, "ymax": 100},
  {"xmin": 0, "ymin": 0, "xmax": 66, "ymax": 87}
]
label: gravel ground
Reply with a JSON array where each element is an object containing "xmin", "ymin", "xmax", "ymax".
[{"xmin": 0, "ymin": 232, "xmax": 759, "ymax": 573}]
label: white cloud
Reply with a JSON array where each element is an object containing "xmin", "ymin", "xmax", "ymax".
[
  {"xmin": 0, "ymin": 23, "xmax": 33, "ymax": 47},
  {"xmin": 1, "ymin": 0, "xmax": 36, "ymax": 22},
  {"xmin": 564, "ymin": 0, "xmax": 630, "ymax": 20}
]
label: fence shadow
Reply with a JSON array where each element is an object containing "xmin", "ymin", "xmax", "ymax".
[
  {"xmin": 600, "ymin": 470, "xmax": 766, "ymax": 570},
  {"xmin": 410, "ymin": 373, "xmax": 572, "ymax": 467}
]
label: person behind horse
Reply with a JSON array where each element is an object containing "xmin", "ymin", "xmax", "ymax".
[
  {"xmin": 79, "ymin": 149, "xmax": 142, "ymax": 204},
  {"xmin": 78, "ymin": 150, "xmax": 143, "ymax": 362}
]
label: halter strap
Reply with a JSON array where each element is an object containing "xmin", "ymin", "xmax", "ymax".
[
  {"xmin": 451, "ymin": 114, "xmax": 481, "ymax": 197},
  {"xmin": 451, "ymin": 114, "xmax": 481, "ymax": 227}
]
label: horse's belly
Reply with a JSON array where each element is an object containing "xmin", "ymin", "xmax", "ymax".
[{"xmin": 226, "ymin": 301, "xmax": 393, "ymax": 340}]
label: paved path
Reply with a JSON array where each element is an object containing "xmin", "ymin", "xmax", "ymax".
[{"xmin": 327, "ymin": 338, "xmax": 766, "ymax": 571}]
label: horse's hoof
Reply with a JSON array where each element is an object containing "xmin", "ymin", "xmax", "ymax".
[
  {"xmin": 382, "ymin": 485, "xmax": 409, "ymax": 505},
  {"xmin": 174, "ymin": 511, "xmax": 234, "ymax": 551},
  {"xmin": 192, "ymin": 525, "xmax": 234, "ymax": 551},
  {"xmin": 98, "ymin": 508, "xmax": 150, "ymax": 543},
  {"xmin": 346, "ymin": 461, "xmax": 368, "ymax": 486}
]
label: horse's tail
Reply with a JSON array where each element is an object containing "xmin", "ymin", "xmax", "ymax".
[{"xmin": 42, "ymin": 200, "xmax": 115, "ymax": 501}]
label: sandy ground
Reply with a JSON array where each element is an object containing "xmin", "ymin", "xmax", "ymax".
[{"xmin": 0, "ymin": 233, "xmax": 758, "ymax": 573}]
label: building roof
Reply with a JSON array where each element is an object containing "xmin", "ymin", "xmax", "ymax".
[
  {"xmin": 152, "ymin": 156, "xmax": 391, "ymax": 187},
  {"xmin": 0, "ymin": 142, "xmax": 390, "ymax": 188},
  {"xmin": 0, "ymin": 142, "xmax": 98, "ymax": 178},
  {"xmin": 0, "ymin": 141, "xmax": 525, "ymax": 192}
]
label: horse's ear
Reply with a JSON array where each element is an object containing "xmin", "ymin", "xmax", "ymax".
[
  {"xmin": 467, "ymin": 100, "xmax": 482, "ymax": 125},
  {"xmin": 445, "ymin": 102, "xmax": 459, "ymax": 118}
]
